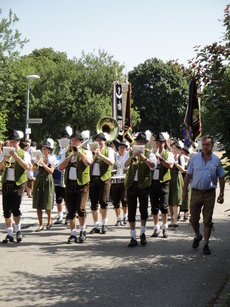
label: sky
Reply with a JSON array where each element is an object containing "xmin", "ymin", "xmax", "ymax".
[{"xmin": 1, "ymin": 0, "xmax": 229, "ymax": 72}]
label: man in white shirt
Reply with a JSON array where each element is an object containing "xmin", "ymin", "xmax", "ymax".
[
  {"xmin": 150, "ymin": 132, "xmax": 174, "ymax": 239},
  {"xmin": 89, "ymin": 133, "xmax": 115, "ymax": 234},
  {"xmin": 0, "ymin": 130, "xmax": 31, "ymax": 243},
  {"xmin": 58, "ymin": 130, "xmax": 92, "ymax": 244}
]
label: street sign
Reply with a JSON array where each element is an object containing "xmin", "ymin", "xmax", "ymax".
[{"xmin": 28, "ymin": 118, "xmax": 43, "ymax": 124}]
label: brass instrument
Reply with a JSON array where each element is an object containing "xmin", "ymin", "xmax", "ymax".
[
  {"xmin": 96, "ymin": 116, "xmax": 119, "ymax": 142},
  {"xmin": 3, "ymin": 156, "xmax": 12, "ymax": 168},
  {"xmin": 132, "ymin": 145, "xmax": 145, "ymax": 154},
  {"xmin": 31, "ymin": 150, "xmax": 43, "ymax": 171},
  {"xmin": 2, "ymin": 147, "xmax": 15, "ymax": 168},
  {"xmin": 70, "ymin": 138, "xmax": 89, "ymax": 157},
  {"xmin": 89, "ymin": 142, "xmax": 99, "ymax": 153},
  {"xmin": 34, "ymin": 156, "xmax": 44, "ymax": 171}
]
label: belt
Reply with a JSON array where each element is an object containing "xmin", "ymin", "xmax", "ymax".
[
  {"xmin": 192, "ymin": 188, "xmax": 215, "ymax": 193},
  {"xmin": 70, "ymin": 163, "xmax": 77, "ymax": 167}
]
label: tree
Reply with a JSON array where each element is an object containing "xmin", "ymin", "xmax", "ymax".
[
  {"xmin": 5, "ymin": 48, "xmax": 139, "ymax": 143},
  {"xmin": 0, "ymin": 9, "xmax": 28, "ymax": 138},
  {"xmin": 128, "ymin": 58, "xmax": 189, "ymax": 136},
  {"xmin": 189, "ymin": 5, "xmax": 230, "ymax": 179}
]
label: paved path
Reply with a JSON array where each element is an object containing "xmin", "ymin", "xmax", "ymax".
[{"xmin": 0, "ymin": 184, "xmax": 230, "ymax": 307}]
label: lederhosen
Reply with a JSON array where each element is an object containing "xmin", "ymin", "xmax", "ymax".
[
  {"xmin": 89, "ymin": 147, "xmax": 111, "ymax": 211},
  {"xmin": 2, "ymin": 149, "xmax": 27, "ymax": 218},
  {"xmin": 64, "ymin": 149, "xmax": 90, "ymax": 219},
  {"xmin": 110, "ymin": 153, "xmax": 127, "ymax": 209},
  {"xmin": 150, "ymin": 150, "xmax": 171, "ymax": 215},
  {"xmin": 125, "ymin": 149, "xmax": 151, "ymax": 223}
]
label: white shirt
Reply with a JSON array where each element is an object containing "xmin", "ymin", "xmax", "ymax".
[
  {"xmin": 114, "ymin": 151, "xmax": 130, "ymax": 176},
  {"xmin": 66, "ymin": 149, "xmax": 92, "ymax": 180},
  {"xmin": 92, "ymin": 147, "xmax": 114, "ymax": 176},
  {"xmin": 6, "ymin": 149, "xmax": 31, "ymax": 181},
  {"xmin": 152, "ymin": 150, "xmax": 174, "ymax": 180},
  {"xmin": 133, "ymin": 151, "xmax": 156, "ymax": 181}
]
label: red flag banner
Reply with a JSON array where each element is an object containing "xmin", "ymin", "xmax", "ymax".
[{"xmin": 184, "ymin": 76, "xmax": 202, "ymax": 145}]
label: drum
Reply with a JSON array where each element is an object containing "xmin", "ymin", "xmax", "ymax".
[{"xmin": 110, "ymin": 175, "xmax": 125, "ymax": 185}]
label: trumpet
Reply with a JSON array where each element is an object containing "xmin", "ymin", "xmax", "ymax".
[
  {"xmin": 89, "ymin": 142, "xmax": 99, "ymax": 153},
  {"xmin": 31, "ymin": 150, "xmax": 44, "ymax": 171},
  {"xmin": 2, "ymin": 147, "xmax": 15, "ymax": 168},
  {"xmin": 3, "ymin": 156, "xmax": 12, "ymax": 168},
  {"xmin": 33, "ymin": 156, "xmax": 44, "ymax": 171}
]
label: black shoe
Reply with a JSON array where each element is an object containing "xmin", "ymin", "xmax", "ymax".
[
  {"xmin": 151, "ymin": 229, "xmax": 159, "ymax": 237},
  {"xmin": 65, "ymin": 214, "xmax": 69, "ymax": 225},
  {"xmin": 203, "ymin": 244, "xmax": 211, "ymax": 255},
  {"xmin": 79, "ymin": 231, "xmax": 86, "ymax": 243},
  {"xmin": 123, "ymin": 217, "xmax": 127, "ymax": 225},
  {"xmin": 128, "ymin": 237, "xmax": 138, "ymax": 247},
  {"xmin": 67, "ymin": 235, "xmax": 77, "ymax": 244},
  {"xmin": 163, "ymin": 229, "xmax": 168, "ymax": 238},
  {"xmin": 89, "ymin": 227, "xmax": 100, "ymax": 234},
  {"xmin": 54, "ymin": 218, "xmax": 63, "ymax": 225},
  {"xmin": 101, "ymin": 225, "xmax": 107, "ymax": 234},
  {"xmin": 140, "ymin": 233, "xmax": 147, "ymax": 245},
  {"xmin": 16, "ymin": 231, "xmax": 22, "ymax": 243},
  {"xmin": 2, "ymin": 234, "xmax": 14, "ymax": 244},
  {"xmin": 192, "ymin": 235, "xmax": 203, "ymax": 248},
  {"xmin": 115, "ymin": 220, "xmax": 122, "ymax": 226}
]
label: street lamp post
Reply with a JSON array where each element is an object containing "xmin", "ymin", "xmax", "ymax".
[{"xmin": 25, "ymin": 74, "xmax": 40, "ymax": 139}]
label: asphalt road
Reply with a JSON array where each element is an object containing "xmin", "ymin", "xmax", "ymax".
[{"xmin": 0, "ymin": 184, "xmax": 230, "ymax": 307}]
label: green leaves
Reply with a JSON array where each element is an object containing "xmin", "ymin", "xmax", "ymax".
[
  {"xmin": 190, "ymin": 5, "xmax": 230, "ymax": 180},
  {"xmin": 129, "ymin": 58, "xmax": 189, "ymax": 137}
]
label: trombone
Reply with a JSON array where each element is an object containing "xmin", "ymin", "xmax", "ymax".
[{"xmin": 70, "ymin": 138, "xmax": 89, "ymax": 157}]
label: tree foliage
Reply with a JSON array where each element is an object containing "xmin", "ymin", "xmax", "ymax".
[
  {"xmin": 0, "ymin": 9, "xmax": 29, "ymax": 138},
  {"xmin": 3, "ymin": 47, "xmax": 141, "ymax": 143},
  {"xmin": 189, "ymin": 5, "xmax": 230, "ymax": 179},
  {"xmin": 128, "ymin": 58, "xmax": 189, "ymax": 137}
]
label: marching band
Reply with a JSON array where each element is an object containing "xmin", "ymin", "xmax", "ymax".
[{"xmin": 0, "ymin": 121, "xmax": 196, "ymax": 247}]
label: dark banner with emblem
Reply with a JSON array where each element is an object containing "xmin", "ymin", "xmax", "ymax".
[
  {"xmin": 112, "ymin": 82, "xmax": 123, "ymax": 130},
  {"xmin": 184, "ymin": 76, "xmax": 202, "ymax": 145}
]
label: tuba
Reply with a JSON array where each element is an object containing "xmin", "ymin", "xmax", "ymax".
[{"xmin": 96, "ymin": 116, "xmax": 119, "ymax": 142}]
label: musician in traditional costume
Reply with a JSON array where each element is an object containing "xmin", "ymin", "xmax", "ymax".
[
  {"xmin": 58, "ymin": 130, "xmax": 92, "ymax": 244},
  {"xmin": 168, "ymin": 140, "xmax": 185, "ymax": 228},
  {"xmin": 110, "ymin": 140, "xmax": 129, "ymax": 226},
  {"xmin": 0, "ymin": 130, "xmax": 31, "ymax": 243},
  {"xmin": 124, "ymin": 132, "xmax": 156, "ymax": 247},
  {"xmin": 89, "ymin": 132, "xmax": 115, "ymax": 234},
  {"xmin": 53, "ymin": 131, "xmax": 70, "ymax": 225},
  {"xmin": 32, "ymin": 139, "xmax": 56, "ymax": 231},
  {"xmin": 21, "ymin": 138, "xmax": 36, "ymax": 198},
  {"xmin": 150, "ymin": 132, "xmax": 174, "ymax": 238}
]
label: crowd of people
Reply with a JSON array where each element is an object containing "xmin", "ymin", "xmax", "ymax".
[{"xmin": 0, "ymin": 128, "xmax": 225, "ymax": 255}]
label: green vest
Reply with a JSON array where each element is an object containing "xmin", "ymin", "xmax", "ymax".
[
  {"xmin": 99, "ymin": 147, "xmax": 111, "ymax": 181},
  {"xmin": 125, "ymin": 149, "xmax": 151, "ymax": 190},
  {"xmin": 159, "ymin": 150, "xmax": 171, "ymax": 183},
  {"xmin": 91, "ymin": 147, "xmax": 111, "ymax": 182},
  {"xmin": 1, "ymin": 148, "xmax": 27, "ymax": 186},
  {"xmin": 64, "ymin": 148, "xmax": 90, "ymax": 186}
]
